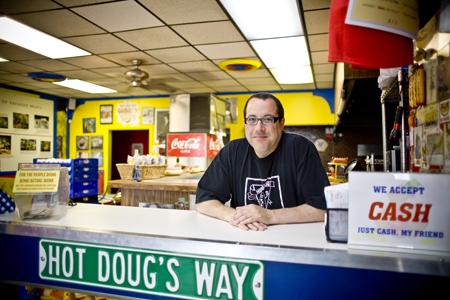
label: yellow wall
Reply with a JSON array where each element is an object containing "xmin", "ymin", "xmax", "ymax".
[
  {"xmin": 70, "ymin": 97, "xmax": 170, "ymax": 183},
  {"xmin": 223, "ymin": 92, "xmax": 335, "ymax": 141},
  {"xmin": 70, "ymin": 92, "xmax": 335, "ymax": 186}
]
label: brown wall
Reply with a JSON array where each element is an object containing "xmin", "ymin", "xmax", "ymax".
[{"xmin": 284, "ymin": 126, "xmax": 383, "ymax": 171}]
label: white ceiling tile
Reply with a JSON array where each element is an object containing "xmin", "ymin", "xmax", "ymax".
[
  {"xmin": 138, "ymin": 0, "xmax": 228, "ymax": 25},
  {"xmin": 169, "ymin": 81, "xmax": 207, "ymax": 88},
  {"xmin": 316, "ymin": 82, "xmax": 333, "ymax": 89},
  {"xmin": 0, "ymin": 69, "xmax": 12, "ymax": 75},
  {"xmin": 5, "ymin": 82, "xmax": 42, "ymax": 90},
  {"xmin": 311, "ymin": 51, "xmax": 329, "ymax": 64},
  {"xmin": 100, "ymin": 52, "xmax": 160, "ymax": 65},
  {"xmin": 151, "ymin": 73, "xmax": 191, "ymax": 82},
  {"xmin": 280, "ymin": 83, "xmax": 316, "ymax": 90},
  {"xmin": 172, "ymin": 21, "xmax": 244, "ymax": 45},
  {"xmin": 0, "ymin": 44, "xmax": 48, "ymax": 61},
  {"xmin": 0, "ymin": 74, "xmax": 32, "ymax": 82},
  {"xmin": 63, "ymin": 34, "xmax": 136, "ymax": 54},
  {"xmin": 301, "ymin": 0, "xmax": 331, "ymax": 10},
  {"xmin": 12, "ymin": 10, "xmax": 105, "ymax": 38},
  {"xmin": 228, "ymin": 69, "xmax": 272, "ymax": 79},
  {"xmin": 24, "ymin": 81, "xmax": 63, "ymax": 89},
  {"xmin": 308, "ymin": 34, "xmax": 329, "ymax": 52},
  {"xmin": 214, "ymin": 86, "xmax": 248, "ymax": 92},
  {"xmin": 60, "ymin": 56, "xmax": 119, "ymax": 69},
  {"xmin": 145, "ymin": 47, "xmax": 205, "ymax": 63},
  {"xmin": 127, "ymin": 88, "xmax": 157, "ymax": 96},
  {"xmin": 54, "ymin": 0, "xmax": 117, "ymax": 7},
  {"xmin": 182, "ymin": 87, "xmax": 217, "ymax": 93},
  {"xmin": 188, "ymin": 71, "xmax": 231, "ymax": 81},
  {"xmin": 72, "ymin": 1, "xmax": 163, "ymax": 32},
  {"xmin": 304, "ymin": 10, "xmax": 330, "ymax": 35},
  {"xmin": 0, "ymin": 0, "xmax": 62, "ymax": 14},
  {"xmin": 139, "ymin": 64, "xmax": 179, "ymax": 75},
  {"xmin": 82, "ymin": 78, "xmax": 121, "ymax": 85},
  {"xmin": 246, "ymin": 85, "xmax": 281, "ymax": 92},
  {"xmin": 115, "ymin": 27, "xmax": 188, "ymax": 50},
  {"xmin": 238, "ymin": 78, "xmax": 277, "ymax": 85},
  {"xmin": 315, "ymin": 74, "xmax": 334, "ymax": 82},
  {"xmin": 169, "ymin": 61, "xmax": 220, "ymax": 73},
  {"xmin": 20, "ymin": 59, "xmax": 81, "ymax": 71},
  {"xmin": 201, "ymin": 79, "xmax": 239, "ymax": 87},
  {"xmin": 58, "ymin": 69, "xmax": 108, "ymax": 79},
  {"xmin": 91, "ymin": 67, "xmax": 130, "ymax": 77},
  {"xmin": 196, "ymin": 42, "xmax": 255, "ymax": 60},
  {"xmin": 313, "ymin": 63, "xmax": 335, "ymax": 74},
  {"xmin": 0, "ymin": 62, "xmax": 43, "ymax": 73}
]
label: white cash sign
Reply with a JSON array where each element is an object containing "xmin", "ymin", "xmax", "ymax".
[
  {"xmin": 39, "ymin": 239, "xmax": 264, "ymax": 300},
  {"xmin": 348, "ymin": 172, "xmax": 450, "ymax": 255}
]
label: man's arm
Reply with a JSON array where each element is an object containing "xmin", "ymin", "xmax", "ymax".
[
  {"xmin": 196, "ymin": 200, "xmax": 268, "ymax": 231},
  {"xmin": 229, "ymin": 203, "xmax": 325, "ymax": 227}
]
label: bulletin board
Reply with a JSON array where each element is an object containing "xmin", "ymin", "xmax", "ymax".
[{"xmin": 0, "ymin": 88, "xmax": 54, "ymax": 172}]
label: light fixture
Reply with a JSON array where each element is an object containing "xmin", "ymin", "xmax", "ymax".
[
  {"xmin": 250, "ymin": 37, "xmax": 310, "ymax": 68},
  {"xmin": 270, "ymin": 65, "xmax": 313, "ymax": 84},
  {"xmin": 219, "ymin": 0, "xmax": 302, "ymax": 40},
  {"xmin": 220, "ymin": 0, "xmax": 313, "ymax": 85},
  {"xmin": 0, "ymin": 57, "xmax": 9, "ymax": 62},
  {"xmin": 0, "ymin": 17, "xmax": 90, "ymax": 59},
  {"xmin": 54, "ymin": 79, "xmax": 117, "ymax": 94}
]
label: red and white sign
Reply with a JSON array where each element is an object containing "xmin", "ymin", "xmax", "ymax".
[
  {"xmin": 167, "ymin": 133, "xmax": 206, "ymax": 157},
  {"xmin": 207, "ymin": 135, "xmax": 223, "ymax": 158}
]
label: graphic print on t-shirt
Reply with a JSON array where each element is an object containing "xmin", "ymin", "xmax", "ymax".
[{"xmin": 244, "ymin": 176, "xmax": 284, "ymax": 208}]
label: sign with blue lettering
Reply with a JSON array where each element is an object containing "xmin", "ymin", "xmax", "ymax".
[
  {"xmin": 38, "ymin": 239, "xmax": 264, "ymax": 300},
  {"xmin": 348, "ymin": 172, "xmax": 450, "ymax": 254}
]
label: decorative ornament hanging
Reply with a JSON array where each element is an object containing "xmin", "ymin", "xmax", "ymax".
[
  {"xmin": 218, "ymin": 59, "xmax": 261, "ymax": 72},
  {"xmin": 28, "ymin": 72, "xmax": 66, "ymax": 82}
]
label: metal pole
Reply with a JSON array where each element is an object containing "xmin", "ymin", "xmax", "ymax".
[{"xmin": 398, "ymin": 70, "xmax": 408, "ymax": 172}]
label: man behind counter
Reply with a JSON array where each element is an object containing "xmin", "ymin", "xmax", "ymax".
[{"xmin": 196, "ymin": 92, "xmax": 330, "ymax": 231}]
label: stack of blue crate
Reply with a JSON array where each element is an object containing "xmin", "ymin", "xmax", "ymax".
[{"xmin": 33, "ymin": 158, "xmax": 99, "ymax": 203}]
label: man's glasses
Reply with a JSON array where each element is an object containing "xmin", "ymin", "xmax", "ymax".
[{"xmin": 244, "ymin": 116, "xmax": 280, "ymax": 125}]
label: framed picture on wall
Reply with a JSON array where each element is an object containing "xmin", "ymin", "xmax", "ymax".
[
  {"xmin": 90, "ymin": 135, "xmax": 103, "ymax": 150},
  {"xmin": 57, "ymin": 136, "xmax": 63, "ymax": 150},
  {"xmin": 83, "ymin": 118, "xmax": 96, "ymax": 133},
  {"xmin": 142, "ymin": 107, "xmax": 154, "ymax": 125},
  {"xmin": 13, "ymin": 112, "xmax": 29, "ymax": 129},
  {"xmin": 76, "ymin": 136, "xmax": 89, "ymax": 150},
  {"xmin": 132, "ymin": 143, "xmax": 144, "ymax": 155},
  {"xmin": 90, "ymin": 152, "xmax": 103, "ymax": 167},
  {"xmin": 100, "ymin": 105, "xmax": 113, "ymax": 124},
  {"xmin": 77, "ymin": 152, "xmax": 89, "ymax": 159},
  {"xmin": 155, "ymin": 108, "xmax": 169, "ymax": 144}
]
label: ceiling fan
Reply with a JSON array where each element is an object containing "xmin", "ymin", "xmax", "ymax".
[{"xmin": 124, "ymin": 59, "xmax": 177, "ymax": 93}]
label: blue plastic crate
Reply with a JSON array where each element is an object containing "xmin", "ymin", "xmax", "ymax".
[
  {"xmin": 72, "ymin": 173, "xmax": 98, "ymax": 183},
  {"xmin": 34, "ymin": 158, "xmax": 98, "ymax": 168},
  {"xmin": 70, "ymin": 188, "xmax": 98, "ymax": 198},
  {"xmin": 70, "ymin": 181, "xmax": 98, "ymax": 191}
]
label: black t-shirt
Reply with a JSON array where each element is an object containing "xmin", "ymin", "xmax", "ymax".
[{"xmin": 196, "ymin": 132, "xmax": 329, "ymax": 210}]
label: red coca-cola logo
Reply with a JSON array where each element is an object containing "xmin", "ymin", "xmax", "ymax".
[
  {"xmin": 167, "ymin": 134, "xmax": 206, "ymax": 157},
  {"xmin": 171, "ymin": 138, "xmax": 201, "ymax": 150}
]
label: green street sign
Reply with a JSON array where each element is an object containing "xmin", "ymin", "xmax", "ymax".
[{"xmin": 39, "ymin": 239, "xmax": 264, "ymax": 300}]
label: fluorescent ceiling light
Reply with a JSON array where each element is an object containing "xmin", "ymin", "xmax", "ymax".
[
  {"xmin": 220, "ymin": 0, "xmax": 302, "ymax": 40},
  {"xmin": 270, "ymin": 65, "xmax": 313, "ymax": 84},
  {"xmin": 0, "ymin": 17, "xmax": 90, "ymax": 59},
  {"xmin": 54, "ymin": 79, "xmax": 117, "ymax": 94},
  {"xmin": 250, "ymin": 36, "xmax": 310, "ymax": 68},
  {"xmin": 0, "ymin": 57, "xmax": 9, "ymax": 62}
]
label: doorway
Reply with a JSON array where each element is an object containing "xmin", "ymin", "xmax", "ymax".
[{"xmin": 110, "ymin": 130, "xmax": 149, "ymax": 181}]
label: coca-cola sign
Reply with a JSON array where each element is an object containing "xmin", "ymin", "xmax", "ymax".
[
  {"xmin": 167, "ymin": 134, "xmax": 206, "ymax": 157},
  {"xmin": 207, "ymin": 135, "xmax": 223, "ymax": 157}
]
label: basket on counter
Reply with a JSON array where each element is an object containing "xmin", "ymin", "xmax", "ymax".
[{"xmin": 116, "ymin": 164, "xmax": 167, "ymax": 180}]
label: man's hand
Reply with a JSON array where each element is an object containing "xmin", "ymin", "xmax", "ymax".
[{"xmin": 230, "ymin": 204, "xmax": 272, "ymax": 231}]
